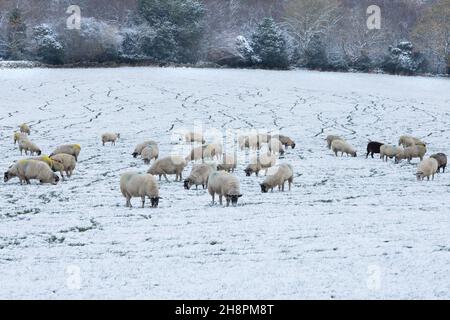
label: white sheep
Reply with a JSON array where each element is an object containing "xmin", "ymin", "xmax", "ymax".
[
  {"xmin": 50, "ymin": 144, "xmax": 81, "ymax": 161},
  {"xmin": 120, "ymin": 172, "xmax": 160, "ymax": 208},
  {"xmin": 416, "ymin": 158, "xmax": 439, "ymax": 181},
  {"xmin": 239, "ymin": 134, "xmax": 267, "ymax": 150},
  {"xmin": 18, "ymin": 138, "xmax": 42, "ymax": 156},
  {"xmin": 132, "ymin": 140, "xmax": 158, "ymax": 158},
  {"xmin": 260, "ymin": 164, "xmax": 294, "ymax": 193},
  {"xmin": 29, "ymin": 155, "xmax": 65, "ymax": 180},
  {"xmin": 141, "ymin": 145, "xmax": 159, "ymax": 164},
  {"xmin": 147, "ymin": 155, "xmax": 187, "ymax": 182},
  {"xmin": 185, "ymin": 131, "xmax": 205, "ymax": 144},
  {"xmin": 395, "ymin": 145, "xmax": 427, "ymax": 163},
  {"xmin": 50, "ymin": 154, "xmax": 77, "ymax": 179},
  {"xmin": 207, "ymin": 171, "xmax": 242, "ymax": 206},
  {"xmin": 184, "ymin": 163, "xmax": 214, "ymax": 190},
  {"xmin": 268, "ymin": 138, "xmax": 285, "ymax": 156},
  {"xmin": 101, "ymin": 133, "xmax": 120, "ymax": 146},
  {"xmin": 399, "ymin": 135, "xmax": 426, "ymax": 148},
  {"xmin": 203, "ymin": 143, "xmax": 223, "ymax": 160},
  {"xmin": 217, "ymin": 153, "xmax": 237, "ymax": 172},
  {"xmin": 185, "ymin": 145, "xmax": 207, "ymax": 162},
  {"xmin": 4, "ymin": 159, "xmax": 59, "ymax": 185},
  {"xmin": 380, "ymin": 145, "xmax": 403, "ymax": 162},
  {"xmin": 271, "ymin": 134, "xmax": 295, "ymax": 149},
  {"xmin": 331, "ymin": 140, "xmax": 357, "ymax": 157},
  {"xmin": 326, "ymin": 135, "xmax": 343, "ymax": 149},
  {"xmin": 13, "ymin": 132, "xmax": 27, "ymax": 145},
  {"xmin": 20, "ymin": 123, "xmax": 30, "ymax": 135},
  {"xmin": 244, "ymin": 152, "xmax": 277, "ymax": 176}
]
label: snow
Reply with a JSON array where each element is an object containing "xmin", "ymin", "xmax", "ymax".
[{"xmin": 0, "ymin": 67, "xmax": 449, "ymax": 299}]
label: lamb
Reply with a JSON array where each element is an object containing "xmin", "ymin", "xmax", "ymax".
[
  {"xmin": 331, "ymin": 140, "xmax": 357, "ymax": 157},
  {"xmin": 217, "ymin": 153, "xmax": 237, "ymax": 172},
  {"xmin": 185, "ymin": 145, "xmax": 207, "ymax": 162},
  {"xmin": 50, "ymin": 144, "xmax": 81, "ymax": 161},
  {"xmin": 101, "ymin": 133, "xmax": 120, "ymax": 146},
  {"xmin": 244, "ymin": 152, "xmax": 277, "ymax": 176},
  {"xmin": 270, "ymin": 135, "xmax": 295, "ymax": 149},
  {"xmin": 416, "ymin": 158, "xmax": 439, "ymax": 181},
  {"xmin": 366, "ymin": 141, "xmax": 384, "ymax": 158},
  {"xmin": 260, "ymin": 164, "xmax": 294, "ymax": 193},
  {"xmin": 184, "ymin": 164, "xmax": 214, "ymax": 190},
  {"xmin": 203, "ymin": 143, "xmax": 223, "ymax": 160},
  {"xmin": 18, "ymin": 138, "xmax": 42, "ymax": 156},
  {"xmin": 207, "ymin": 171, "xmax": 242, "ymax": 206},
  {"xmin": 268, "ymin": 138, "xmax": 285, "ymax": 156},
  {"xmin": 120, "ymin": 172, "xmax": 160, "ymax": 208},
  {"xmin": 326, "ymin": 135, "xmax": 343, "ymax": 149},
  {"xmin": 380, "ymin": 145, "xmax": 403, "ymax": 162},
  {"xmin": 430, "ymin": 153, "xmax": 447, "ymax": 173},
  {"xmin": 4, "ymin": 159, "xmax": 59, "ymax": 185},
  {"xmin": 141, "ymin": 145, "xmax": 159, "ymax": 164},
  {"xmin": 20, "ymin": 123, "xmax": 30, "ymax": 135},
  {"xmin": 132, "ymin": 140, "xmax": 158, "ymax": 158},
  {"xmin": 13, "ymin": 132, "xmax": 27, "ymax": 145},
  {"xmin": 395, "ymin": 145, "xmax": 427, "ymax": 163},
  {"xmin": 399, "ymin": 135, "xmax": 426, "ymax": 148},
  {"xmin": 147, "ymin": 156, "xmax": 187, "ymax": 182},
  {"xmin": 185, "ymin": 131, "xmax": 205, "ymax": 144},
  {"xmin": 50, "ymin": 154, "xmax": 77, "ymax": 179}
]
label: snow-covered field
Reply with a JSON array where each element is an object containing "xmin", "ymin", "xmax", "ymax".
[{"xmin": 0, "ymin": 67, "xmax": 449, "ymax": 299}]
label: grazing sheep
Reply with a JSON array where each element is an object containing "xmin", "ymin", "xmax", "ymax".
[
  {"xmin": 50, "ymin": 144, "xmax": 81, "ymax": 161},
  {"xmin": 20, "ymin": 123, "xmax": 30, "ymax": 135},
  {"xmin": 271, "ymin": 135, "xmax": 295, "ymax": 149},
  {"xmin": 4, "ymin": 159, "xmax": 59, "ymax": 185},
  {"xmin": 18, "ymin": 139, "xmax": 41, "ymax": 156},
  {"xmin": 260, "ymin": 164, "xmax": 294, "ymax": 193},
  {"xmin": 120, "ymin": 172, "xmax": 160, "ymax": 208},
  {"xmin": 366, "ymin": 141, "xmax": 384, "ymax": 158},
  {"xmin": 268, "ymin": 138, "xmax": 285, "ymax": 156},
  {"xmin": 207, "ymin": 171, "xmax": 242, "ymax": 206},
  {"xmin": 185, "ymin": 145, "xmax": 207, "ymax": 162},
  {"xmin": 331, "ymin": 140, "xmax": 357, "ymax": 157},
  {"xmin": 50, "ymin": 154, "xmax": 77, "ymax": 179},
  {"xmin": 13, "ymin": 132, "xmax": 27, "ymax": 145},
  {"xmin": 395, "ymin": 145, "xmax": 427, "ymax": 163},
  {"xmin": 326, "ymin": 135, "xmax": 343, "ymax": 149},
  {"xmin": 203, "ymin": 143, "xmax": 223, "ymax": 160},
  {"xmin": 398, "ymin": 135, "xmax": 426, "ymax": 148},
  {"xmin": 184, "ymin": 164, "xmax": 214, "ymax": 190},
  {"xmin": 29, "ymin": 155, "xmax": 65, "ymax": 180},
  {"xmin": 416, "ymin": 158, "xmax": 439, "ymax": 181},
  {"xmin": 217, "ymin": 153, "xmax": 237, "ymax": 172},
  {"xmin": 101, "ymin": 133, "xmax": 120, "ymax": 146},
  {"xmin": 430, "ymin": 153, "xmax": 447, "ymax": 173},
  {"xmin": 239, "ymin": 134, "xmax": 266, "ymax": 150},
  {"xmin": 141, "ymin": 145, "xmax": 159, "ymax": 164},
  {"xmin": 185, "ymin": 132, "xmax": 205, "ymax": 144},
  {"xmin": 132, "ymin": 140, "xmax": 158, "ymax": 158},
  {"xmin": 380, "ymin": 145, "xmax": 403, "ymax": 162},
  {"xmin": 244, "ymin": 153, "xmax": 277, "ymax": 176},
  {"xmin": 148, "ymin": 156, "xmax": 187, "ymax": 182}
]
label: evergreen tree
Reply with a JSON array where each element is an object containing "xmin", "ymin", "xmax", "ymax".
[
  {"xmin": 7, "ymin": 8, "xmax": 27, "ymax": 60},
  {"xmin": 32, "ymin": 24, "xmax": 64, "ymax": 65},
  {"xmin": 382, "ymin": 41, "xmax": 425, "ymax": 75},
  {"xmin": 304, "ymin": 34, "xmax": 328, "ymax": 70}
]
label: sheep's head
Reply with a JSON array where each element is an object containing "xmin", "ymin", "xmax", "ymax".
[
  {"xmin": 416, "ymin": 172, "xmax": 423, "ymax": 181},
  {"xmin": 4, "ymin": 172, "xmax": 10, "ymax": 183},
  {"xmin": 244, "ymin": 167, "xmax": 253, "ymax": 176},
  {"xmin": 132, "ymin": 152, "xmax": 138, "ymax": 158},
  {"xmin": 36, "ymin": 149, "xmax": 42, "ymax": 156},
  {"xmin": 260, "ymin": 183, "xmax": 269, "ymax": 193},
  {"xmin": 351, "ymin": 151, "xmax": 357, "ymax": 157},
  {"xmin": 280, "ymin": 149, "xmax": 285, "ymax": 156},
  {"xmin": 226, "ymin": 194, "xmax": 242, "ymax": 206},
  {"xmin": 150, "ymin": 197, "xmax": 161, "ymax": 208},
  {"xmin": 52, "ymin": 174, "xmax": 60, "ymax": 185},
  {"xmin": 184, "ymin": 179, "xmax": 192, "ymax": 190},
  {"xmin": 116, "ymin": 133, "xmax": 121, "ymax": 139},
  {"xmin": 290, "ymin": 142, "xmax": 296, "ymax": 149}
]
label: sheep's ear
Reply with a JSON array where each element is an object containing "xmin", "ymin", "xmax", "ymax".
[{"xmin": 238, "ymin": 194, "xmax": 243, "ymax": 198}]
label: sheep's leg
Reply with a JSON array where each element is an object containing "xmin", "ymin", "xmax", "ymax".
[
  {"xmin": 371, "ymin": 152, "xmax": 374, "ymax": 159},
  {"xmin": 211, "ymin": 194, "xmax": 215, "ymax": 205},
  {"xmin": 219, "ymin": 195, "xmax": 223, "ymax": 206},
  {"xmin": 443, "ymin": 166, "xmax": 446, "ymax": 173},
  {"xmin": 264, "ymin": 169, "xmax": 268, "ymax": 176},
  {"xmin": 281, "ymin": 183, "xmax": 285, "ymax": 192},
  {"xmin": 163, "ymin": 174, "xmax": 169, "ymax": 182},
  {"xmin": 126, "ymin": 196, "xmax": 132, "ymax": 207},
  {"xmin": 196, "ymin": 185, "xmax": 199, "ymax": 190},
  {"xmin": 141, "ymin": 196, "xmax": 145, "ymax": 208},
  {"xmin": 226, "ymin": 199, "xmax": 230, "ymax": 207},
  {"xmin": 158, "ymin": 175, "xmax": 162, "ymax": 181}
]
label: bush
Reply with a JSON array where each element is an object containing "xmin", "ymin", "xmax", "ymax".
[
  {"xmin": 382, "ymin": 41, "xmax": 425, "ymax": 75},
  {"xmin": 32, "ymin": 24, "xmax": 64, "ymax": 65},
  {"xmin": 304, "ymin": 35, "xmax": 328, "ymax": 70}
]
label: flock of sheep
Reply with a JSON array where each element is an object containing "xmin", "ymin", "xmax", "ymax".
[{"xmin": 4, "ymin": 123, "xmax": 447, "ymax": 209}]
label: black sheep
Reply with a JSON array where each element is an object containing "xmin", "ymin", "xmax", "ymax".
[{"xmin": 366, "ymin": 141, "xmax": 384, "ymax": 158}]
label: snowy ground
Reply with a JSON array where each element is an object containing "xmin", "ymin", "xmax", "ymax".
[{"xmin": 0, "ymin": 67, "xmax": 449, "ymax": 299}]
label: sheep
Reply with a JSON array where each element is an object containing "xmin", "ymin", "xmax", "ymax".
[
  {"xmin": 185, "ymin": 132, "xmax": 205, "ymax": 144},
  {"xmin": 217, "ymin": 153, "xmax": 237, "ymax": 172},
  {"xmin": 13, "ymin": 132, "xmax": 27, "ymax": 145},
  {"xmin": 380, "ymin": 145, "xmax": 403, "ymax": 162},
  {"xmin": 29, "ymin": 155, "xmax": 64, "ymax": 180},
  {"xmin": 50, "ymin": 144, "xmax": 81, "ymax": 161},
  {"xmin": 326, "ymin": 135, "xmax": 343, "ymax": 149},
  {"xmin": 260, "ymin": 164, "xmax": 294, "ymax": 193},
  {"xmin": 18, "ymin": 138, "xmax": 41, "ymax": 156},
  {"xmin": 244, "ymin": 152, "xmax": 277, "ymax": 176},
  {"xmin": 101, "ymin": 133, "xmax": 120, "ymax": 146},
  {"xmin": 20, "ymin": 123, "xmax": 30, "ymax": 135},
  {"xmin": 132, "ymin": 140, "xmax": 158, "ymax": 158},
  {"xmin": 398, "ymin": 135, "xmax": 426, "ymax": 148},
  {"xmin": 203, "ymin": 143, "xmax": 223, "ymax": 160},
  {"xmin": 366, "ymin": 141, "xmax": 384, "ymax": 158},
  {"xmin": 270, "ymin": 134, "xmax": 295, "ymax": 149},
  {"xmin": 141, "ymin": 145, "xmax": 159, "ymax": 164},
  {"xmin": 239, "ymin": 134, "xmax": 267, "ymax": 150},
  {"xmin": 331, "ymin": 140, "xmax": 357, "ymax": 157},
  {"xmin": 185, "ymin": 145, "xmax": 207, "ymax": 162},
  {"xmin": 184, "ymin": 164, "xmax": 214, "ymax": 190},
  {"xmin": 50, "ymin": 154, "xmax": 77, "ymax": 179},
  {"xmin": 4, "ymin": 159, "xmax": 59, "ymax": 185},
  {"xmin": 430, "ymin": 153, "xmax": 447, "ymax": 173},
  {"xmin": 207, "ymin": 171, "xmax": 242, "ymax": 207},
  {"xmin": 416, "ymin": 158, "xmax": 439, "ymax": 181},
  {"xmin": 147, "ymin": 156, "xmax": 187, "ymax": 182},
  {"xmin": 395, "ymin": 145, "xmax": 427, "ymax": 163},
  {"xmin": 120, "ymin": 172, "xmax": 160, "ymax": 208},
  {"xmin": 268, "ymin": 138, "xmax": 285, "ymax": 156}
]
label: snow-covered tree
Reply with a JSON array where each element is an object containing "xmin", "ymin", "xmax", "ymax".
[
  {"xmin": 382, "ymin": 41, "xmax": 425, "ymax": 75},
  {"xmin": 6, "ymin": 8, "xmax": 27, "ymax": 60},
  {"xmin": 32, "ymin": 24, "xmax": 63, "ymax": 64},
  {"xmin": 303, "ymin": 34, "xmax": 328, "ymax": 69}
]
